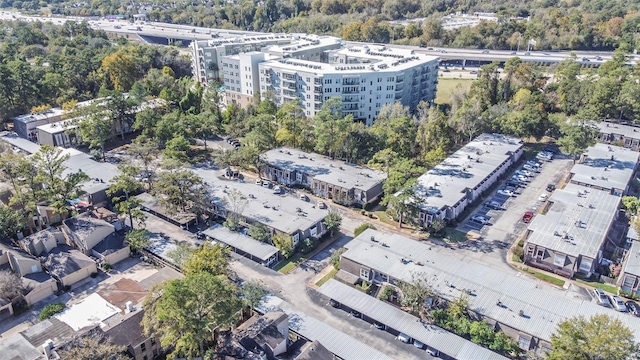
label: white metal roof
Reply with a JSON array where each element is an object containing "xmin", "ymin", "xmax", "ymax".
[
  {"xmin": 342, "ymin": 229, "xmax": 640, "ymax": 343},
  {"xmin": 202, "ymin": 224, "xmax": 279, "ymax": 261},
  {"xmin": 256, "ymin": 295, "xmax": 394, "ymax": 360},
  {"xmin": 623, "ymin": 240, "xmax": 640, "ymax": 277},
  {"xmin": 194, "ymin": 168, "xmax": 328, "ymax": 235},
  {"xmin": 569, "ymin": 143, "xmax": 639, "ymax": 192},
  {"xmin": 261, "ymin": 147, "xmax": 387, "ymax": 192},
  {"xmin": 412, "ymin": 133, "xmax": 523, "ymax": 213},
  {"xmin": 526, "ymin": 183, "xmax": 621, "ymax": 259},
  {"xmin": 318, "ymin": 279, "xmax": 509, "ymax": 360},
  {"xmin": 597, "ymin": 122, "xmax": 640, "ymax": 139}
]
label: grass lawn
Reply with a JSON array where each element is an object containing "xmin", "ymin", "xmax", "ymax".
[
  {"xmin": 273, "ymin": 252, "xmax": 306, "ymax": 274},
  {"xmin": 521, "ymin": 268, "xmax": 566, "ymax": 287},
  {"xmin": 576, "ymin": 279, "xmax": 618, "ymax": 294},
  {"xmin": 442, "ymin": 227, "xmax": 469, "ymax": 243},
  {"xmin": 374, "ymin": 210, "xmax": 396, "ymax": 227},
  {"xmin": 315, "ymin": 268, "xmax": 338, "ymax": 287},
  {"xmin": 435, "ymin": 78, "xmax": 474, "ymax": 105}
]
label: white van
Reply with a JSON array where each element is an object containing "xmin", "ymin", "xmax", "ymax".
[{"xmin": 396, "ymin": 333, "xmax": 411, "ymax": 343}]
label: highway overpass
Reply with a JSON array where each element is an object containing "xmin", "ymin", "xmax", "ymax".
[{"xmin": 1, "ymin": 11, "xmax": 636, "ymax": 67}]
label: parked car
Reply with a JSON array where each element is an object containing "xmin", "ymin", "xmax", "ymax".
[
  {"xmin": 523, "ymin": 164, "xmax": 540, "ymax": 173},
  {"xmin": 255, "ymin": 179, "xmax": 262, "ymax": 185},
  {"xmin": 538, "ymin": 194, "xmax": 548, "ymax": 202},
  {"xmin": 610, "ymin": 295, "xmax": 628, "ymax": 312},
  {"xmin": 350, "ymin": 309, "xmax": 362, "ymax": 318},
  {"xmin": 299, "ymin": 194, "xmax": 309, "ymax": 201},
  {"xmin": 546, "ymin": 184, "xmax": 556, "ymax": 192},
  {"xmin": 498, "ymin": 189, "xmax": 515, "ymax": 197},
  {"xmin": 514, "ymin": 175, "xmax": 530, "ymax": 183},
  {"xmin": 510, "ymin": 51, "xmax": 517, "ymax": 55},
  {"xmin": 262, "ymin": 181, "xmax": 272, "ymax": 189},
  {"xmin": 484, "ymin": 201, "xmax": 505, "ymax": 210},
  {"xmin": 373, "ymin": 322, "xmax": 386, "ymax": 330},
  {"xmin": 593, "ymin": 288, "xmax": 611, "ymax": 307},
  {"xmin": 413, "ymin": 340, "xmax": 425, "ymax": 349},
  {"xmin": 426, "ymin": 347, "xmax": 440, "ymax": 356},
  {"xmin": 273, "ymin": 186, "xmax": 282, "ymax": 194},
  {"xmin": 471, "ymin": 215, "xmax": 490, "ymax": 225},
  {"xmin": 397, "ymin": 333, "xmax": 411, "ymax": 343},
  {"xmin": 329, "ymin": 299, "xmax": 340, "ymax": 308},
  {"xmin": 522, "ymin": 211, "xmax": 534, "ymax": 223},
  {"xmin": 537, "ymin": 152, "xmax": 552, "ymax": 161},
  {"xmin": 543, "ymin": 146, "xmax": 559, "ymax": 154},
  {"xmin": 506, "ymin": 179, "xmax": 523, "ymax": 187},
  {"xmin": 626, "ymin": 300, "xmax": 640, "ymax": 316},
  {"xmin": 526, "ymin": 160, "xmax": 542, "ymax": 168},
  {"xmin": 517, "ymin": 169, "xmax": 533, "ymax": 177},
  {"xmin": 317, "ymin": 200, "xmax": 327, "ymax": 209}
]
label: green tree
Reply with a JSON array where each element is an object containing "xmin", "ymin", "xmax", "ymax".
[
  {"xmin": 556, "ymin": 116, "xmax": 598, "ymax": 159},
  {"xmin": 386, "ymin": 183, "xmax": 421, "ymax": 228},
  {"xmin": 99, "ymin": 50, "xmax": 140, "ymax": 91},
  {"xmin": 182, "ymin": 242, "xmax": 230, "ymax": 277},
  {"xmin": 398, "ymin": 273, "xmax": 433, "ymax": 317},
  {"xmin": 354, "ymin": 223, "xmax": 377, "ymax": 237},
  {"xmin": 323, "ymin": 211, "xmax": 342, "ymax": 236},
  {"xmin": 162, "ymin": 134, "xmax": 191, "ymax": 163},
  {"xmin": 469, "ymin": 320, "xmax": 496, "ymax": 346},
  {"xmin": 248, "ymin": 222, "xmax": 271, "ymax": 243},
  {"xmin": 153, "ymin": 169, "xmax": 206, "ymax": 214},
  {"xmin": 447, "ymin": 293, "xmax": 470, "ymax": 320},
  {"xmin": 622, "ymin": 196, "xmax": 640, "ymax": 215},
  {"xmin": 108, "ymin": 164, "xmax": 145, "ymax": 228},
  {"xmin": 548, "ymin": 314, "xmax": 639, "ymax": 360},
  {"xmin": 76, "ymin": 108, "xmax": 114, "ymax": 162},
  {"xmin": 0, "ymin": 205, "xmax": 24, "ymax": 240},
  {"xmin": 222, "ymin": 188, "xmax": 248, "ymax": 231},
  {"xmin": 125, "ymin": 229, "xmax": 150, "ymax": 254},
  {"xmin": 272, "ymin": 232, "xmax": 294, "ymax": 259},
  {"xmin": 0, "ymin": 269, "xmax": 24, "ymax": 300},
  {"xmin": 142, "ymin": 272, "xmax": 242, "ymax": 359},
  {"xmin": 241, "ymin": 280, "xmax": 267, "ymax": 308},
  {"xmin": 166, "ymin": 242, "xmax": 194, "ymax": 268}
]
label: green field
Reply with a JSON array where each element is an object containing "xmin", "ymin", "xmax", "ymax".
[{"xmin": 435, "ymin": 78, "xmax": 474, "ymax": 105}]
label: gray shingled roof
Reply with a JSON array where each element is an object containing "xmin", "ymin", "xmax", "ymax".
[
  {"xmin": 202, "ymin": 225, "xmax": 279, "ymax": 262},
  {"xmin": 569, "ymin": 143, "xmax": 639, "ymax": 192}
]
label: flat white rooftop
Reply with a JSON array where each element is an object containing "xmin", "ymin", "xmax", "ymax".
[
  {"xmin": 526, "ymin": 183, "xmax": 621, "ymax": 259},
  {"xmin": 261, "ymin": 147, "xmax": 386, "ymax": 191},
  {"xmin": 55, "ymin": 293, "xmax": 120, "ymax": 331},
  {"xmin": 413, "ymin": 133, "xmax": 523, "ymax": 213},
  {"xmin": 569, "ymin": 143, "xmax": 639, "ymax": 192},
  {"xmin": 194, "ymin": 168, "xmax": 328, "ymax": 234},
  {"xmin": 597, "ymin": 122, "xmax": 640, "ymax": 138},
  {"xmin": 342, "ymin": 229, "xmax": 640, "ymax": 343}
]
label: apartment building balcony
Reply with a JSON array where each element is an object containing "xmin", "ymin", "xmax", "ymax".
[
  {"xmin": 395, "ymin": 93, "xmax": 403, "ymax": 100},
  {"xmin": 342, "ymin": 86, "xmax": 359, "ymax": 94},
  {"xmin": 342, "ymin": 96, "xmax": 359, "ymax": 103},
  {"xmin": 342, "ymin": 78, "xmax": 359, "ymax": 86},
  {"xmin": 395, "ymin": 76, "xmax": 404, "ymax": 83},
  {"xmin": 314, "ymin": 87, "xmax": 323, "ymax": 93},
  {"xmin": 314, "ymin": 79, "xmax": 322, "ymax": 85},
  {"xmin": 395, "ymin": 84, "xmax": 404, "ymax": 92},
  {"xmin": 314, "ymin": 96, "xmax": 322, "ymax": 102},
  {"xmin": 343, "ymin": 103, "xmax": 359, "ymax": 110},
  {"xmin": 282, "ymin": 74, "xmax": 296, "ymax": 81}
]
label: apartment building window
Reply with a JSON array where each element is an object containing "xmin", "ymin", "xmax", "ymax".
[
  {"xmin": 306, "ymin": 86, "xmax": 310, "ymax": 91},
  {"xmin": 307, "ymin": 111, "xmax": 310, "ymax": 116},
  {"xmin": 325, "ymin": 88, "xmax": 332, "ymax": 93},
  {"xmin": 376, "ymin": 86, "xmax": 382, "ymax": 91},
  {"xmin": 306, "ymin": 77, "xmax": 310, "ymax": 82},
  {"xmin": 517, "ymin": 334, "xmax": 532, "ymax": 350},
  {"xmin": 307, "ymin": 102, "xmax": 310, "ymax": 107},
  {"xmin": 579, "ymin": 258, "xmax": 592, "ymax": 273},
  {"xmin": 387, "ymin": 77, "xmax": 394, "ymax": 81},
  {"xmin": 387, "ymin": 85, "xmax": 394, "ymax": 90},
  {"xmin": 623, "ymin": 276, "xmax": 635, "ymax": 289},
  {"xmin": 234, "ymin": 65, "xmax": 239, "ymax": 69},
  {"xmin": 296, "ymin": 173, "xmax": 303, "ymax": 182},
  {"xmin": 375, "ymin": 103, "xmax": 380, "ymax": 107},
  {"xmin": 324, "ymin": 79, "xmax": 332, "ymax": 84},
  {"xmin": 386, "ymin": 94, "xmax": 393, "ymax": 99},
  {"xmin": 360, "ymin": 268, "xmax": 369, "ymax": 279},
  {"xmin": 377, "ymin": 77, "xmax": 382, "ymax": 82},
  {"xmin": 554, "ymin": 254, "xmax": 565, "ymax": 266},
  {"xmin": 306, "ymin": 95, "xmax": 310, "ymax": 99},
  {"xmin": 141, "ymin": 343, "xmax": 146, "ymax": 352}
]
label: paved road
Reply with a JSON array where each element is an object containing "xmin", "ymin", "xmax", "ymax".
[{"xmin": 455, "ymin": 154, "xmax": 575, "ymax": 272}]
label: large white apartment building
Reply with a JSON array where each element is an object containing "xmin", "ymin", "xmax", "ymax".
[
  {"xmin": 257, "ymin": 45, "xmax": 439, "ymax": 124},
  {"xmin": 191, "ymin": 33, "xmax": 342, "ymax": 85}
]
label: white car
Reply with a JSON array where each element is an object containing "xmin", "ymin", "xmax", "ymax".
[
  {"xmin": 471, "ymin": 215, "xmax": 490, "ymax": 225},
  {"xmin": 255, "ymin": 179, "xmax": 262, "ymax": 185},
  {"xmin": 517, "ymin": 169, "xmax": 533, "ymax": 177},
  {"xmin": 610, "ymin": 295, "xmax": 628, "ymax": 312},
  {"xmin": 498, "ymin": 189, "xmax": 515, "ymax": 197},
  {"xmin": 413, "ymin": 340, "xmax": 425, "ymax": 349},
  {"xmin": 538, "ymin": 194, "xmax": 548, "ymax": 202},
  {"xmin": 317, "ymin": 201, "xmax": 327, "ymax": 209}
]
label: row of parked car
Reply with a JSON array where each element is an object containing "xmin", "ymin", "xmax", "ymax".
[
  {"xmin": 226, "ymin": 137, "xmax": 241, "ymax": 149},
  {"xmin": 329, "ymin": 299, "xmax": 440, "ymax": 356},
  {"xmin": 593, "ymin": 288, "xmax": 640, "ymax": 315}
]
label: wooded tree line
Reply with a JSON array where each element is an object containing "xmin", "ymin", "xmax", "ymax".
[
  {"xmin": 0, "ymin": 20, "xmax": 190, "ymax": 123},
  {"xmin": 10, "ymin": 0, "xmax": 640, "ymax": 51}
]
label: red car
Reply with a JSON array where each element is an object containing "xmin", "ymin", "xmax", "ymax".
[{"xmin": 522, "ymin": 211, "xmax": 534, "ymax": 223}]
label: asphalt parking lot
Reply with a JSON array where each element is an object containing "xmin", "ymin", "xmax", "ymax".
[{"xmin": 454, "ymin": 153, "xmax": 575, "ymax": 270}]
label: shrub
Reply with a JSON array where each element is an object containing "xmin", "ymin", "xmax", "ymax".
[
  {"xmin": 102, "ymin": 262, "xmax": 112, "ymax": 271},
  {"xmin": 39, "ymin": 303, "xmax": 65, "ymax": 320},
  {"xmin": 300, "ymin": 237, "xmax": 318, "ymax": 254},
  {"xmin": 360, "ymin": 209, "xmax": 366, "ymax": 215},
  {"xmin": 329, "ymin": 248, "xmax": 346, "ymax": 269},
  {"xmin": 378, "ymin": 285, "xmax": 394, "ymax": 300},
  {"xmin": 354, "ymin": 223, "xmax": 377, "ymax": 237}
]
